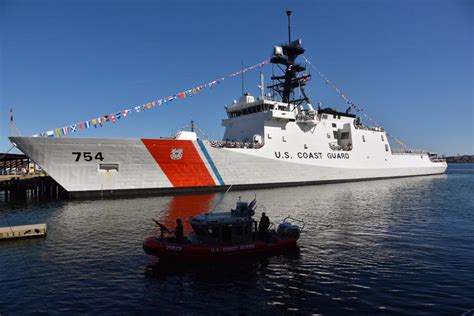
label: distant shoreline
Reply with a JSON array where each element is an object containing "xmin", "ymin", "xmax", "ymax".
[{"xmin": 445, "ymin": 155, "xmax": 474, "ymax": 164}]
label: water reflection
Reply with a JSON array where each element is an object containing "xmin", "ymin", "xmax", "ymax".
[
  {"xmin": 144, "ymin": 249, "xmax": 301, "ymax": 278},
  {"xmin": 161, "ymin": 193, "xmax": 217, "ymax": 233},
  {"xmin": 1, "ymin": 169, "xmax": 472, "ymax": 314},
  {"xmin": 145, "ymin": 257, "xmax": 265, "ymax": 280}
]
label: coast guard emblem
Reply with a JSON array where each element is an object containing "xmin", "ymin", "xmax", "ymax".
[{"xmin": 170, "ymin": 148, "xmax": 183, "ymax": 160}]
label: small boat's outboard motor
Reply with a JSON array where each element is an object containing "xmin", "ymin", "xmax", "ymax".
[{"xmin": 277, "ymin": 216, "xmax": 305, "ymax": 240}]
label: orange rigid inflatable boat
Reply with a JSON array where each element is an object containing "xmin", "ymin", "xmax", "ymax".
[{"xmin": 143, "ymin": 198, "xmax": 304, "ymax": 262}]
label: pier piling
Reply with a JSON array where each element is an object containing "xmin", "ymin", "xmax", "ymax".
[{"xmin": 0, "ymin": 176, "xmax": 70, "ymax": 202}]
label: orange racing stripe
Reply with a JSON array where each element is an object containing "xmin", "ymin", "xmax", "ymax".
[{"xmin": 141, "ymin": 139, "xmax": 216, "ymax": 187}]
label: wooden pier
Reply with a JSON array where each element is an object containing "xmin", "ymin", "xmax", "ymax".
[
  {"xmin": 0, "ymin": 223, "xmax": 47, "ymax": 240},
  {"xmin": 0, "ymin": 176, "xmax": 70, "ymax": 202}
]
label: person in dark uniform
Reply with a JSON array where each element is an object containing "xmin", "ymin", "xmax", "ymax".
[
  {"xmin": 174, "ymin": 218, "xmax": 184, "ymax": 243},
  {"xmin": 258, "ymin": 212, "xmax": 270, "ymax": 241}
]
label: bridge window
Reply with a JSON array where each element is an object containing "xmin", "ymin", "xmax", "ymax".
[
  {"xmin": 362, "ymin": 135, "xmax": 366, "ymax": 142},
  {"xmin": 332, "ymin": 123, "xmax": 337, "ymax": 128},
  {"xmin": 228, "ymin": 104, "xmax": 269, "ymax": 118},
  {"xmin": 381, "ymin": 135, "xmax": 385, "ymax": 141},
  {"xmin": 322, "ymin": 114, "xmax": 328, "ymax": 119},
  {"xmin": 385, "ymin": 144, "xmax": 389, "ymax": 151}
]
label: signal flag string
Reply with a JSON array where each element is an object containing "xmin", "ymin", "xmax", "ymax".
[
  {"xmin": 33, "ymin": 60, "xmax": 270, "ymax": 138},
  {"xmin": 302, "ymin": 56, "xmax": 410, "ymax": 150}
]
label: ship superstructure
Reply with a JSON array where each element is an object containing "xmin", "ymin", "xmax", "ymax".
[{"xmin": 9, "ymin": 12, "xmax": 446, "ymax": 198}]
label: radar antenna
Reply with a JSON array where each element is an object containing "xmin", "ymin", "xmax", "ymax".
[{"xmin": 267, "ymin": 11, "xmax": 311, "ymax": 107}]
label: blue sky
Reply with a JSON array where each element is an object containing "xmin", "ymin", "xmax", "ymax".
[{"xmin": 1, "ymin": 0, "xmax": 472, "ymax": 155}]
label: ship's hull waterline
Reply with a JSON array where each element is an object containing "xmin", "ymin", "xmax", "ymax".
[{"xmin": 9, "ymin": 136, "xmax": 447, "ymax": 198}]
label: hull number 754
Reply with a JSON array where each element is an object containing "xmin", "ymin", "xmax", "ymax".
[{"xmin": 72, "ymin": 152, "xmax": 104, "ymax": 162}]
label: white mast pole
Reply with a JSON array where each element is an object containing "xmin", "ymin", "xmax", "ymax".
[{"xmin": 9, "ymin": 108, "xmax": 13, "ymax": 136}]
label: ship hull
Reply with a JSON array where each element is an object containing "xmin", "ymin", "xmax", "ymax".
[{"xmin": 9, "ymin": 136, "xmax": 447, "ymax": 198}]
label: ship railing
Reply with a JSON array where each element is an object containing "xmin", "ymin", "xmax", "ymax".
[
  {"xmin": 391, "ymin": 148, "xmax": 429, "ymax": 155},
  {"xmin": 328, "ymin": 142, "xmax": 352, "ymax": 151},
  {"xmin": 354, "ymin": 125, "xmax": 385, "ymax": 132},
  {"xmin": 429, "ymin": 157, "xmax": 446, "ymax": 162},
  {"xmin": 209, "ymin": 140, "xmax": 264, "ymax": 149},
  {"xmin": 391, "ymin": 149, "xmax": 446, "ymax": 162}
]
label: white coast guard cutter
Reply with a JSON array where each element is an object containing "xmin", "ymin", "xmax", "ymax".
[{"xmin": 9, "ymin": 12, "xmax": 446, "ymax": 198}]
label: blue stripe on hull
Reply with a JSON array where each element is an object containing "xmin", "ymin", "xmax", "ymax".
[{"xmin": 197, "ymin": 139, "xmax": 225, "ymax": 186}]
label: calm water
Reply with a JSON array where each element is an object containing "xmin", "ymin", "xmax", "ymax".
[{"xmin": 1, "ymin": 165, "xmax": 473, "ymax": 314}]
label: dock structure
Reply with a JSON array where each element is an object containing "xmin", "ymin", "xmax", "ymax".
[
  {"xmin": 0, "ymin": 223, "xmax": 47, "ymax": 240},
  {"xmin": 0, "ymin": 152, "xmax": 39, "ymax": 176},
  {"xmin": 0, "ymin": 152, "xmax": 69, "ymax": 202},
  {"xmin": 0, "ymin": 176, "xmax": 70, "ymax": 202}
]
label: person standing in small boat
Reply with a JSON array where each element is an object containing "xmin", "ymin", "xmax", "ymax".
[
  {"xmin": 259, "ymin": 212, "xmax": 270, "ymax": 242},
  {"xmin": 174, "ymin": 218, "xmax": 184, "ymax": 243}
]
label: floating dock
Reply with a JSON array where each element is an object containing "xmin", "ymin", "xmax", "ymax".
[{"xmin": 0, "ymin": 223, "xmax": 47, "ymax": 240}]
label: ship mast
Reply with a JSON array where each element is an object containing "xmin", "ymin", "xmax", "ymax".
[
  {"xmin": 267, "ymin": 11, "xmax": 311, "ymax": 107},
  {"xmin": 287, "ymin": 10, "xmax": 292, "ymax": 43}
]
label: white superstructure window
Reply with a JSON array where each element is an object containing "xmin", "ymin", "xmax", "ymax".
[
  {"xmin": 385, "ymin": 144, "xmax": 389, "ymax": 152},
  {"xmin": 381, "ymin": 135, "xmax": 385, "ymax": 141},
  {"xmin": 362, "ymin": 135, "xmax": 366, "ymax": 142}
]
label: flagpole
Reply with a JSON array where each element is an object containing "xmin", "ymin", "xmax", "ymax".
[
  {"xmin": 10, "ymin": 108, "xmax": 22, "ymax": 136},
  {"xmin": 210, "ymin": 184, "xmax": 233, "ymax": 213},
  {"xmin": 241, "ymin": 61, "xmax": 244, "ymax": 95},
  {"xmin": 10, "ymin": 108, "xmax": 13, "ymax": 136}
]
